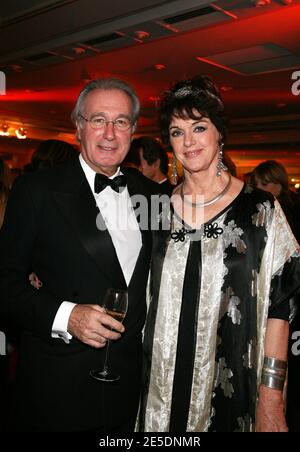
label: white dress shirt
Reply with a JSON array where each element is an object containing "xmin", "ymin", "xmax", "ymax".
[{"xmin": 51, "ymin": 154, "xmax": 142, "ymax": 342}]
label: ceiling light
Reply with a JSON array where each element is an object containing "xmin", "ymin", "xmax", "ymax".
[
  {"xmin": 154, "ymin": 64, "xmax": 166, "ymax": 70},
  {"xmin": 15, "ymin": 127, "xmax": 27, "ymax": 139},
  {"xmin": 252, "ymin": 0, "xmax": 271, "ymax": 6},
  {"xmin": 73, "ymin": 47, "xmax": 86, "ymax": 55},
  {"xmin": 135, "ymin": 31, "xmax": 150, "ymax": 40},
  {"xmin": 0, "ymin": 124, "xmax": 10, "ymax": 136}
]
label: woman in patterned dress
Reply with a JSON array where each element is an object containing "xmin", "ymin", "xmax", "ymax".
[{"xmin": 139, "ymin": 76, "xmax": 300, "ymax": 432}]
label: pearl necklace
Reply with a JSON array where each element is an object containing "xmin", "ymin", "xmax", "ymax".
[{"xmin": 180, "ymin": 173, "xmax": 232, "ymax": 207}]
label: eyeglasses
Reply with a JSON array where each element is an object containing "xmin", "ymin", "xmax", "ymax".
[{"xmin": 79, "ymin": 114, "xmax": 132, "ymax": 131}]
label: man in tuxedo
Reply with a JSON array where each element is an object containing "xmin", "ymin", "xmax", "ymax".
[{"xmin": 0, "ymin": 78, "xmax": 153, "ymax": 431}]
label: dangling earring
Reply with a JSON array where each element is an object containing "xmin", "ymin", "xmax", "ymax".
[
  {"xmin": 172, "ymin": 153, "xmax": 178, "ymax": 185},
  {"xmin": 216, "ymin": 142, "xmax": 227, "ymax": 177}
]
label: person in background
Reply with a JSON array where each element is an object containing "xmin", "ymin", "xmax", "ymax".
[
  {"xmin": 7, "ymin": 167, "xmax": 21, "ymax": 185},
  {"xmin": 0, "ymin": 78, "xmax": 153, "ymax": 432},
  {"xmin": 24, "ymin": 139, "xmax": 78, "ymax": 173},
  {"xmin": 122, "ymin": 140, "xmax": 141, "ymax": 170},
  {"xmin": 243, "ymin": 171, "xmax": 253, "ymax": 185},
  {"xmin": 251, "ymin": 160, "xmax": 300, "ymax": 243},
  {"xmin": 0, "ymin": 157, "xmax": 12, "ymax": 432},
  {"xmin": 25, "ymin": 139, "xmax": 78, "ymax": 290},
  {"xmin": 138, "ymin": 75, "xmax": 300, "ymax": 432},
  {"xmin": 0, "ymin": 157, "xmax": 9, "ymax": 228},
  {"xmin": 122, "ymin": 137, "xmax": 171, "ymax": 195},
  {"xmin": 251, "ymin": 159, "xmax": 300, "ymax": 432},
  {"xmin": 133, "ymin": 136, "xmax": 174, "ymax": 195}
]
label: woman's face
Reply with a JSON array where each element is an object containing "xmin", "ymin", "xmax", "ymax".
[
  {"xmin": 255, "ymin": 178, "xmax": 282, "ymax": 197},
  {"xmin": 169, "ymin": 113, "xmax": 221, "ymax": 175}
]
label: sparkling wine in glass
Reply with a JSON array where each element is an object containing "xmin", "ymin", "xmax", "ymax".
[{"xmin": 90, "ymin": 288, "xmax": 128, "ymax": 382}]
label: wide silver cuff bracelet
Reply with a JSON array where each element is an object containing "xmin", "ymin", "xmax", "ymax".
[{"xmin": 261, "ymin": 356, "xmax": 287, "ymax": 390}]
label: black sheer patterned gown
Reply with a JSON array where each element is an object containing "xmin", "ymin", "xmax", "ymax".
[{"xmin": 139, "ymin": 185, "xmax": 300, "ymax": 432}]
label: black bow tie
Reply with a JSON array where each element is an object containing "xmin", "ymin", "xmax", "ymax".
[{"xmin": 94, "ymin": 173, "xmax": 127, "ymax": 194}]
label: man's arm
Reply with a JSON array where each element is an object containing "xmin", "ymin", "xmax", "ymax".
[{"xmin": 256, "ymin": 318, "xmax": 289, "ymax": 432}]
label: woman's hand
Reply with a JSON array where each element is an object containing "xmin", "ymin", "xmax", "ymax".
[
  {"xmin": 29, "ymin": 272, "xmax": 42, "ymax": 289},
  {"xmin": 257, "ymin": 319, "xmax": 289, "ymax": 431}
]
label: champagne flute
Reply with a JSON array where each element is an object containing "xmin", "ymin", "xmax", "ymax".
[{"xmin": 90, "ymin": 288, "xmax": 128, "ymax": 382}]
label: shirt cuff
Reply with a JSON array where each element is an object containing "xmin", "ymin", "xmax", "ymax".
[{"xmin": 51, "ymin": 301, "xmax": 77, "ymax": 344}]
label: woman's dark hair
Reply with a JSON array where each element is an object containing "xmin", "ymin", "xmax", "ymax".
[
  {"xmin": 251, "ymin": 160, "xmax": 289, "ymax": 194},
  {"xmin": 159, "ymin": 75, "xmax": 227, "ymax": 146},
  {"xmin": 26, "ymin": 139, "xmax": 77, "ymax": 172},
  {"xmin": 251, "ymin": 160, "xmax": 296, "ymax": 209}
]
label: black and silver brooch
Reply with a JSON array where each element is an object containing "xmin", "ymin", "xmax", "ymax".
[
  {"xmin": 203, "ymin": 222, "xmax": 224, "ymax": 239},
  {"xmin": 171, "ymin": 222, "xmax": 223, "ymax": 242}
]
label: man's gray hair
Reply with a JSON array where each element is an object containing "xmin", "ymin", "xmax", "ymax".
[{"xmin": 71, "ymin": 78, "xmax": 140, "ymax": 126}]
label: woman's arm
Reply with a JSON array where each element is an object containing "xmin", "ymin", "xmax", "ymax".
[{"xmin": 256, "ymin": 318, "xmax": 289, "ymax": 432}]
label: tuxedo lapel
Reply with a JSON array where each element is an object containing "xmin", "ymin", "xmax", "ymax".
[{"xmin": 52, "ymin": 158, "xmax": 127, "ymax": 289}]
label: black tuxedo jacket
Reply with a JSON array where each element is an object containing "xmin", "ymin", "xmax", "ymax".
[
  {"xmin": 0, "ymin": 157, "xmax": 153, "ymax": 431},
  {"xmin": 158, "ymin": 179, "xmax": 174, "ymax": 196}
]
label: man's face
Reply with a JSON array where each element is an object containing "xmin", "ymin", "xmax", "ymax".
[
  {"xmin": 77, "ymin": 88, "xmax": 135, "ymax": 176},
  {"xmin": 139, "ymin": 149, "xmax": 157, "ymax": 180}
]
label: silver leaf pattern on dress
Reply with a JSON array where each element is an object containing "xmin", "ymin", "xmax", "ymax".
[
  {"xmin": 222, "ymin": 220, "xmax": 247, "ymax": 254},
  {"xmin": 214, "ymin": 357, "xmax": 234, "ymax": 398},
  {"xmin": 234, "ymin": 414, "xmax": 253, "ymax": 432},
  {"xmin": 252, "ymin": 201, "xmax": 273, "ymax": 228},
  {"xmin": 250, "ymin": 269, "xmax": 258, "ymax": 297},
  {"xmin": 219, "ymin": 287, "xmax": 242, "ymax": 325},
  {"xmin": 242, "ymin": 338, "xmax": 257, "ymax": 370}
]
